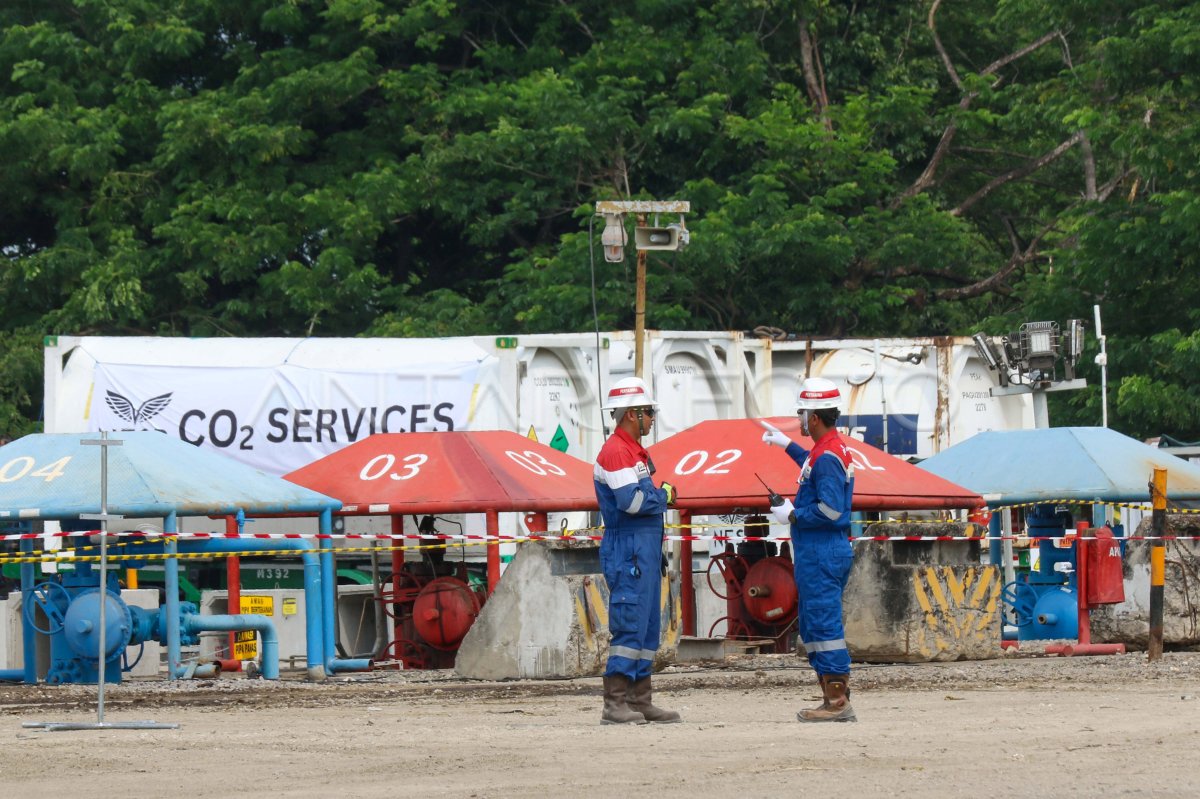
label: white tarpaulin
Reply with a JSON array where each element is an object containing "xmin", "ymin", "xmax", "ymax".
[{"xmin": 87, "ymin": 361, "xmax": 480, "ymax": 475}]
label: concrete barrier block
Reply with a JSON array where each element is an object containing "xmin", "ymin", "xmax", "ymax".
[
  {"xmin": 845, "ymin": 534, "xmax": 1001, "ymax": 662},
  {"xmin": 456, "ymin": 541, "xmax": 680, "ymax": 680}
]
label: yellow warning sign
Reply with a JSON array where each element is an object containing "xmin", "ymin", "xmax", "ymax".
[
  {"xmin": 240, "ymin": 595, "xmax": 274, "ymax": 615},
  {"xmin": 233, "ymin": 630, "xmax": 257, "ymax": 660},
  {"xmin": 526, "ymin": 426, "xmax": 539, "ymax": 442},
  {"xmin": 282, "ymin": 597, "xmax": 298, "ymax": 616}
]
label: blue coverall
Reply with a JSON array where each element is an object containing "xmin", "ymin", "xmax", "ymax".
[
  {"xmin": 782, "ymin": 429, "xmax": 855, "ymax": 675},
  {"xmin": 594, "ymin": 426, "xmax": 670, "ymax": 680}
]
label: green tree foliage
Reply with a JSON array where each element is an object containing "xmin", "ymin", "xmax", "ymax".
[{"xmin": 1, "ymin": 0, "xmax": 1197, "ymax": 439}]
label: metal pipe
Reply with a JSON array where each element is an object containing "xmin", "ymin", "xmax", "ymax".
[
  {"xmin": 680, "ymin": 510, "xmax": 695, "ymax": 636},
  {"xmin": 988, "ymin": 512, "xmax": 1003, "ymax": 570},
  {"xmin": 182, "ymin": 613, "xmax": 280, "ymax": 679},
  {"xmin": 1045, "ymin": 642, "xmax": 1126, "ymax": 657},
  {"xmin": 175, "ymin": 535, "xmax": 327, "ymax": 680},
  {"xmin": 874, "ymin": 340, "xmax": 888, "ymax": 453},
  {"xmin": 0, "ymin": 668, "xmax": 25, "ymax": 682},
  {"xmin": 368, "ymin": 541, "xmax": 388, "ymax": 659},
  {"xmin": 20, "ymin": 532, "xmax": 36, "ymax": 684},
  {"xmin": 319, "ymin": 510, "xmax": 371, "ymax": 674},
  {"xmin": 1094, "ymin": 304, "xmax": 1108, "ymax": 427},
  {"xmin": 1148, "ymin": 467, "xmax": 1167, "ymax": 661},
  {"xmin": 165, "ymin": 512, "xmax": 181, "ymax": 681},
  {"xmin": 634, "ymin": 213, "xmax": 647, "ymax": 379},
  {"xmin": 486, "ymin": 509, "xmax": 500, "ymax": 594},
  {"xmin": 224, "ymin": 514, "xmax": 242, "ymax": 672},
  {"xmin": 1075, "ymin": 522, "xmax": 1091, "ymax": 647},
  {"xmin": 391, "ymin": 514, "xmax": 404, "ymax": 646},
  {"xmin": 156, "ymin": 529, "xmax": 324, "ymax": 680}
]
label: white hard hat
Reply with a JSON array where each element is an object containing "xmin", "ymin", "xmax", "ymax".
[
  {"xmin": 603, "ymin": 376, "xmax": 658, "ymax": 410},
  {"xmin": 795, "ymin": 376, "xmax": 842, "ymax": 412}
]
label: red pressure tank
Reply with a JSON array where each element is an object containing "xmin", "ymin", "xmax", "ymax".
[
  {"xmin": 1085, "ymin": 526, "xmax": 1126, "ymax": 606},
  {"xmin": 742, "ymin": 558, "xmax": 798, "ymax": 626},
  {"xmin": 412, "ymin": 577, "xmax": 483, "ymax": 651}
]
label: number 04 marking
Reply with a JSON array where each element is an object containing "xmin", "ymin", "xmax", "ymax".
[
  {"xmin": 0, "ymin": 456, "xmax": 72, "ymax": 483},
  {"xmin": 673, "ymin": 449, "xmax": 742, "ymax": 476}
]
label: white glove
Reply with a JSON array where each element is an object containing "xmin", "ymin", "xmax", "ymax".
[
  {"xmin": 759, "ymin": 420, "xmax": 792, "ymax": 449},
  {"xmin": 770, "ymin": 499, "xmax": 795, "ymax": 525}
]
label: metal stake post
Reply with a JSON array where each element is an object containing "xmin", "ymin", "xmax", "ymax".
[
  {"xmin": 79, "ymin": 432, "xmax": 121, "ymax": 722},
  {"xmin": 634, "ymin": 213, "xmax": 647, "ymax": 380},
  {"xmin": 1148, "ymin": 467, "xmax": 1167, "ymax": 661},
  {"xmin": 25, "ymin": 432, "xmax": 179, "ymax": 732}
]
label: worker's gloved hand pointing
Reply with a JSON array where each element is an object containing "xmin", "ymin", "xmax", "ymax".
[
  {"xmin": 770, "ymin": 498, "xmax": 795, "ymax": 525},
  {"xmin": 759, "ymin": 420, "xmax": 792, "ymax": 449},
  {"xmin": 661, "ymin": 482, "xmax": 677, "ymax": 506}
]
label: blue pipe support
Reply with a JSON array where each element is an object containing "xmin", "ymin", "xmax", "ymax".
[
  {"xmin": 989, "ymin": 513, "xmax": 1003, "ymax": 569},
  {"xmin": 164, "ymin": 534, "xmax": 327, "ymax": 680},
  {"xmin": 20, "ymin": 536, "xmax": 36, "ymax": 684},
  {"xmin": 182, "ymin": 614, "xmax": 280, "ymax": 680},
  {"xmin": 165, "ymin": 512, "xmax": 182, "ymax": 681},
  {"xmin": 0, "ymin": 668, "xmax": 24, "ymax": 682},
  {"xmin": 319, "ymin": 510, "xmax": 371, "ymax": 674}
]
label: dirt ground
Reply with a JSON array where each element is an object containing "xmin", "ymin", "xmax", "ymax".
[{"xmin": 2, "ymin": 650, "xmax": 1199, "ymax": 799}]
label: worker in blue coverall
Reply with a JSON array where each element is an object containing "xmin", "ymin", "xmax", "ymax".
[
  {"xmin": 593, "ymin": 376, "xmax": 681, "ymax": 725},
  {"xmin": 760, "ymin": 376, "xmax": 857, "ymax": 722}
]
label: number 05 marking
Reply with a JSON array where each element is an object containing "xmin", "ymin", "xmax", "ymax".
[{"xmin": 673, "ymin": 449, "xmax": 741, "ymax": 476}]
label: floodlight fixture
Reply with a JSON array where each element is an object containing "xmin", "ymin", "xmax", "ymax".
[
  {"xmin": 972, "ymin": 332, "xmax": 1000, "ymax": 371},
  {"xmin": 600, "ymin": 212, "xmax": 627, "ymax": 263},
  {"xmin": 1063, "ymin": 318, "xmax": 1085, "ymax": 379},
  {"xmin": 1064, "ymin": 319, "xmax": 1084, "ymax": 362}
]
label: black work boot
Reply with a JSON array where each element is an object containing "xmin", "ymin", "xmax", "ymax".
[
  {"xmin": 629, "ymin": 676, "xmax": 682, "ymax": 723},
  {"xmin": 601, "ymin": 675, "xmax": 648, "ymax": 725}
]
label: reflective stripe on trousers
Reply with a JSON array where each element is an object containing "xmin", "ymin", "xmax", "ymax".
[
  {"xmin": 793, "ymin": 529, "xmax": 853, "ymax": 675},
  {"xmin": 601, "ymin": 531, "xmax": 663, "ymax": 680}
]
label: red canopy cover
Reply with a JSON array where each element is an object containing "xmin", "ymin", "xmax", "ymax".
[
  {"xmin": 647, "ymin": 417, "xmax": 984, "ymax": 513},
  {"xmin": 283, "ymin": 431, "xmax": 598, "ymax": 514}
]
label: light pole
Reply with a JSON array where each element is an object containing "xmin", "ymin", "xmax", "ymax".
[
  {"xmin": 1094, "ymin": 304, "xmax": 1108, "ymax": 427},
  {"xmin": 596, "ymin": 200, "xmax": 691, "ymax": 379}
]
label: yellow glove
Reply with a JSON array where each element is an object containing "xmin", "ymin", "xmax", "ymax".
[{"xmin": 661, "ymin": 482, "xmax": 677, "ymax": 506}]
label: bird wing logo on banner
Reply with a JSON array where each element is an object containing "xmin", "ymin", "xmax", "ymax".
[{"xmin": 105, "ymin": 390, "xmax": 174, "ymax": 425}]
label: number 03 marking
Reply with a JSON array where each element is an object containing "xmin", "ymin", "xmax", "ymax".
[
  {"xmin": 505, "ymin": 450, "xmax": 567, "ymax": 476},
  {"xmin": 673, "ymin": 449, "xmax": 742, "ymax": 476},
  {"xmin": 359, "ymin": 453, "xmax": 429, "ymax": 481}
]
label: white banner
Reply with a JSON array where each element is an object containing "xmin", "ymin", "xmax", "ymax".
[{"xmin": 88, "ymin": 362, "xmax": 480, "ymax": 475}]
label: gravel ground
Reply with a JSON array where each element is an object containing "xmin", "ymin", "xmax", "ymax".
[
  {"xmin": 2, "ymin": 650, "xmax": 1198, "ymax": 799},
  {"xmin": 1, "ymin": 647, "xmax": 1196, "ymax": 711}
]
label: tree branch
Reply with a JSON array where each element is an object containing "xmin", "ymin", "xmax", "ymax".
[
  {"xmin": 887, "ymin": 265, "xmax": 978, "ymax": 285},
  {"xmin": 929, "ymin": 214, "xmax": 1065, "ymax": 303},
  {"xmin": 893, "ymin": 3, "xmax": 1062, "ymax": 208},
  {"xmin": 951, "ymin": 131, "xmax": 1084, "ymax": 216},
  {"xmin": 1079, "ymin": 132, "xmax": 1097, "ymax": 200},
  {"xmin": 927, "ymin": 0, "xmax": 962, "ymax": 90},
  {"xmin": 798, "ymin": 17, "xmax": 831, "ymax": 129}
]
